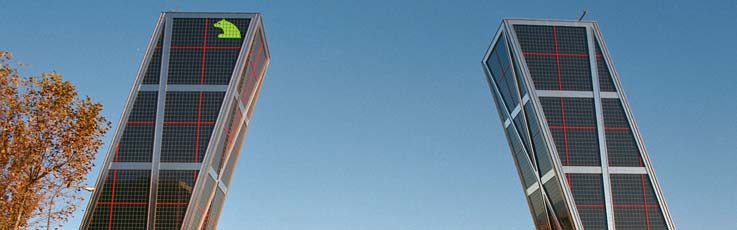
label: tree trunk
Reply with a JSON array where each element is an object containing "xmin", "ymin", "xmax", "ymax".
[{"xmin": 13, "ymin": 209, "xmax": 24, "ymax": 230}]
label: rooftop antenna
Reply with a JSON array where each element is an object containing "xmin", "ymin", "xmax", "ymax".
[{"xmin": 577, "ymin": 10, "xmax": 587, "ymax": 21}]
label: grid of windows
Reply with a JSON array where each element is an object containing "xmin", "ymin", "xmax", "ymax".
[
  {"xmin": 542, "ymin": 176, "xmax": 575, "ymax": 229},
  {"xmin": 524, "ymin": 103, "xmax": 553, "ymax": 174},
  {"xmin": 127, "ymin": 92, "xmax": 158, "ymax": 122},
  {"xmin": 84, "ymin": 13, "xmax": 268, "ymax": 230},
  {"xmin": 540, "ymin": 97, "xmax": 600, "ymax": 166},
  {"xmin": 514, "ymin": 25, "xmax": 592, "ymax": 91},
  {"xmin": 239, "ymin": 29, "xmax": 268, "ymax": 106},
  {"xmin": 142, "ymin": 26, "xmax": 164, "ymax": 85},
  {"xmin": 529, "ymin": 190, "xmax": 552, "ymax": 230},
  {"xmin": 594, "ymin": 39, "xmax": 617, "ymax": 92},
  {"xmin": 484, "ymin": 20, "xmax": 672, "ymax": 230},
  {"xmin": 611, "ymin": 174, "xmax": 668, "ymax": 229},
  {"xmin": 514, "ymin": 25, "xmax": 593, "ymax": 91},
  {"xmin": 510, "ymin": 47, "xmax": 528, "ymax": 96},
  {"xmin": 167, "ymin": 18, "xmax": 249, "ymax": 85},
  {"xmin": 513, "ymin": 114, "xmax": 534, "ymax": 165},
  {"xmin": 602, "ymin": 99, "xmax": 643, "ymax": 166},
  {"xmin": 115, "ymin": 92, "xmax": 158, "ymax": 162},
  {"xmin": 155, "ymin": 170, "xmax": 198, "ymax": 229},
  {"xmin": 87, "ymin": 170, "xmax": 150, "ymax": 229},
  {"xmin": 485, "ymin": 32, "xmax": 521, "ymax": 111},
  {"xmin": 216, "ymin": 103, "xmax": 243, "ymax": 171},
  {"xmin": 221, "ymin": 122, "xmax": 247, "ymax": 186},
  {"xmin": 568, "ymin": 174, "xmax": 606, "ymax": 229},
  {"xmin": 506, "ymin": 126, "xmax": 538, "ymax": 188},
  {"xmin": 161, "ymin": 92, "xmax": 224, "ymax": 163}
]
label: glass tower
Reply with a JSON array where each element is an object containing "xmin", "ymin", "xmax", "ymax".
[
  {"xmin": 80, "ymin": 12, "xmax": 270, "ymax": 229},
  {"xmin": 481, "ymin": 19, "xmax": 674, "ymax": 229}
]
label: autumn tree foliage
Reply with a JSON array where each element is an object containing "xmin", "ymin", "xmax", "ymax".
[{"xmin": 0, "ymin": 51, "xmax": 111, "ymax": 229}]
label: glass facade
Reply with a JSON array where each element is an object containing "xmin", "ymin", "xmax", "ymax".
[
  {"xmin": 82, "ymin": 12, "xmax": 270, "ymax": 229},
  {"xmin": 483, "ymin": 19, "xmax": 673, "ymax": 229}
]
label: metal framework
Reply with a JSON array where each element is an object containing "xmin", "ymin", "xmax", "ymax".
[
  {"xmin": 80, "ymin": 12, "xmax": 270, "ymax": 229},
  {"xmin": 481, "ymin": 19, "xmax": 674, "ymax": 229}
]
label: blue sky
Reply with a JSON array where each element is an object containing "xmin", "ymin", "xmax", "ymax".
[{"xmin": 2, "ymin": 0, "xmax": 736, "ymax": 229}]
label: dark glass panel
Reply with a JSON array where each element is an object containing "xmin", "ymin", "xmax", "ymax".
[
  {"xmin": 202, "ymin": 49, "xmax": 240, "ymax": 85},
  {"xmin": 143, "ymin": 48, "xmax": 163, "ymax": 85},
  {"xmin": 524, "ymin": 104, "xmax": 553, "ymax": 174},
  {"xmin": 509, "ymin": 40, "xmax": 528, "ymax": 96},
  {"xmin": 168, "ymin": 18, "xmax": 249, "ymax": 85},
  {"xmin": 116, "ymin": 124, "xmax": 155, "ymax": 162},
  {"xmin": 127, "ymin": 91, "xmax": 158, "ymax": 122},
  {"xmin": 485, "ymin": 32, "xmax": 521, "ymax": 111},
  {"xmin": 529, "ymin": 190, "xmax": 553, "ymax": 230},
  {"xmin": 514, "ymin": 25, "xmax": 555, "ymax": 53},
  {"xmin": 568, "ymin": 174, "xmax": 607, "ymax": 229},
  {"xmin": 594, "ymin": 39, "xmax": 617, "ymax": 92},
  {"xmin": 540, "ymin": 97, "xmax": 600, "ymax": 166},
  {"xmin": 86, "ymin": 170, "xmax": 150, "ymax": 229},
  {"xmin": 161, "ymin": 124, "xmax": 197, "ymax": 163},
  {"xmin": 602, "ymin": 99, "xmax": 643, "ymax": 166},
  {"xmin": 161, "ymin": 92, "xmax": 225, "ymax": 163},
  {"xmin": 167, "ymin": 48, "xmax": 202, "ymax": 85},
  {"xmin": 506, "ymin": 126, "xmax": 538, "ymax": 188},
  {"xmin": 514, "ymin": 25, "xmax": 592, "ymax": 91},
  {"xmin": 513, "ymin": 114, "xmax": 534, "ymax": 166},
  {"xmin": 611, "ymin": 174, "xmax": 668, "ymax": 229},
  {"xmin": 115, "ymin": 91, "xmax": 158, "ymax": 162},
  {"xmin": 164, "ymin": 92, "xmax": 224, "ymax": 122},
  {"xmin": 543, "ymin": 176, "xmax": 575, "ymax": 230},
  {"xmin": 155, "ymin": 170, "xmax": 198, "ymax": 229},
  {"xmin": 142, "ymin": 26, "xmax": 164, "ymax": 85}
]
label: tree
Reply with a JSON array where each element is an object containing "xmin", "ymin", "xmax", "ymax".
[{"xmin": 0, "ymin": 51, "xmax": 111, "ymax": 230}]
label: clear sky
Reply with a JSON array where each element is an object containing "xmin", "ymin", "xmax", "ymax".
[{"xmin": 2, "ymin": 0, "xmax": 736, "ymax": 229}]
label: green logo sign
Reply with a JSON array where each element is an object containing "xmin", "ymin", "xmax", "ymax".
[{"xmin": 214, "ymin": 19, "xmax": 241, "ymax": 39}]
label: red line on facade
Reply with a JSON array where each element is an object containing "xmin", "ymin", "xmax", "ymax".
[
  {"xmin": 493, "ymin": 44, "xmax": 518, "ymax": 107},
  {"xmin": 193, "ymin": 19, "xmax": 209, "ymax": 181},
  {"xmin": 155, "ymin": 46, "xmax": 240, "ymax": 49},
  {"xmin": 162, "ymin": 121, "xmax": 215, "ymax": 125},
  {"xmin": 114, "ymin": 144, "xmax": 119, "ymax": 162},
  {"xmin": 128, "ymin": 121, "xmax": 215, "ymax": 125},
  {"xmin": 175, "ymin": 46, "xmax": 241, "ymax": 49},
  {"xmin": 552, "ymin": 27, "xmax": 571, "ymax": 180},
  {"xmin": 243, "ymin": 39, "xmax": 265, "ymax": 101},
  {"xmin": 617, "ymin": 204, "xmax": 660, "ymax": 209},
  {"xmin": 578, "ymin": 204, "xmax": 659, "ymax": 209},
  {"xmin": 522, "ymin": 51, "xmax": 588, "ymax": 57},
  {"xmin": 549, "ymin": 125, "xmax": 596, "ymax": 130},
  {"xmin": 97, "ymin": 201, "xmax": 148, "ymax": 205},
  {"xmin": 642, "ymin": 174, "xmax": 651, "ymax": 229},
  {"xmin": 548, "ymin": 126, "xmax": 631, "ymax": 131},
  {"xmin": 553, "ymin": 27, "xmax": 562, "ymax": 91}
]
